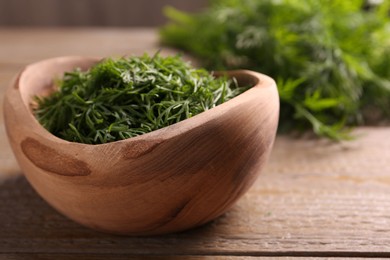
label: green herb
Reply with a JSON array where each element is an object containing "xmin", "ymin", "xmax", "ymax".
[
  {"xmin": 34, "ymin": 54, "xmax": 244, "ymax": 144},
  {"xmin": 160, "ymin": 0, "xmax": 390, "ymax": 140}
]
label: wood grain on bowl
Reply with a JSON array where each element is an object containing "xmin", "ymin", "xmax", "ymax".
[
  {"xmin": 3, "ymin": 56, "xmax": 279, "ymax": 235},
  {"xmin": 21, "ymin": 137, "xmax": 92, "ymax": 177}
]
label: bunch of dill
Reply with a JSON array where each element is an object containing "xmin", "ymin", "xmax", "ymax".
[
  {"xmin": 34, "ymin": 54, "xmax": 243, "ymax": 144},
  {"xmin": 160, "ymin": 0, "xmax": 390, "ymax": 140}
]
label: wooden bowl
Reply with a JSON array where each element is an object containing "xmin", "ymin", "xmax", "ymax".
[{"xmin": 3, "ymin": 56, "xmax": 279, "ymax": 235}]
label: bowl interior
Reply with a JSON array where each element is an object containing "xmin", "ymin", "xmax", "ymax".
[{"xmin": 19, "ymin": 57, "xmax": 99, "ymax": 111}]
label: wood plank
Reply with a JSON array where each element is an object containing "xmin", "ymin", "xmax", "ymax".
[
  {"xmin": 0, "ymin": 255, "xmax": 256, "ymax": 260},
  {"xmin": 0, "ymin": 0, "xmax": 208, "ymax": 27},
  {"xmin": 0, "ymin": 28, "xmax": 178, "ymax": 65},
  {"xmin": 1, "ymin": 128, "xmax": 390, "ymax": 256},
  {"xmin": 0, "ymin": 255, "xmax": 383, "ymax": 260}
]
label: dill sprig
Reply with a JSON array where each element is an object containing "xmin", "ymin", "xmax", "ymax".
[
  {"xmin": 33, "ymin": 54, "xmax": 244, "ymax": 144},
  {"xmin": 160, "ymin": 0, "xmax": 390, "ymax": 140}
]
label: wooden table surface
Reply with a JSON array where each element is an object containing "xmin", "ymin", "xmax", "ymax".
[{"xmin": 1, "ymin": 28, "xmax": 390, "ymax": 260}]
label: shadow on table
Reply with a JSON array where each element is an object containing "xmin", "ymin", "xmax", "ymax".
[{"xmin": 0, "ymin": 175, "xmax": 239, "ymax": 257}]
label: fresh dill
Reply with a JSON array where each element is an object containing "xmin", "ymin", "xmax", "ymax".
[
  {"xmin": 33, "ymin": 54, "xmax": 245, "ymax": 144},
  {"xmin": 160, "ymin": 0, "xmax": 390, "ymax": 140}
]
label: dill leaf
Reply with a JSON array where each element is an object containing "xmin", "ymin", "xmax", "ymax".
[
  {"xmin": 160, "ymin": 0, "xmax": 390, "ymax": 140},
  {"xmin": 34, "ymin": 54, "xmax": 245, "ymax": 144}
]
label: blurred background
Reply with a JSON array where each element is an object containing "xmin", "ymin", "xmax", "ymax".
[
  {"xmin": 0, "ymin": 0, "xmax": 388, "ymax": 140},
  {"xmin": 0, "ymin": 0, "xmax": 208, "ymax": 27}
]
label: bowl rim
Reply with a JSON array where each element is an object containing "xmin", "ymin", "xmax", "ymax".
[{"xmin": 10, "ymin": 56, "xmax": 277, "ymax": 148}]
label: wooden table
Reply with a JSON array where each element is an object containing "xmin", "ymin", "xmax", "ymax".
[{"xmin": 1, "ymin": 28, "xmax": 390, "ymax": 259}]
